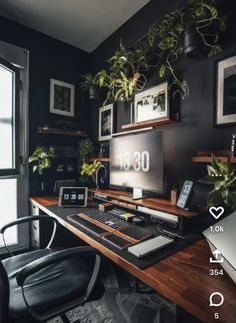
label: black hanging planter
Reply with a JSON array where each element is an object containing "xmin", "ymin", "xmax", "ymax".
[
  {"xmin": 183, "ymin": 29, "xmax": 202, "ymax": 59},
  {"xmin": 88, "ymin": 85, "xmax": 100, "ymax": 100}
]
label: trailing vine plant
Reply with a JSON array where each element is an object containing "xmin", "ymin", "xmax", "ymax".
[
  {"xmin": 81, "ymin": 0, "xmax": 226, "ymax": 103},
  {"xmin": 147, "ymin": 0, "xmax": 225, "ymax": 99}
]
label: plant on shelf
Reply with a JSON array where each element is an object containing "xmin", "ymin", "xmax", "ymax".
[
  {"xmin": 76, "ymin": 138, "xmax": 94, "ymax": 163},
  {"xmin": 199, "ymin": 155, "xmax": 236, "ymax": 210},
  {"xmin": 91, "ymin": 42, "xmax": 148, "ymax": 104},
  {"xmin": 147, "ymin": 0, "xmax": 225, "ymax": 99},
  {"xmin": 80, "ymin": 160, "xmax": 102, "ymax": 177},
  {"xmin": 80, "ymin": 0, "xmax": 225, "ymax": 103},
  {"xmin": 80, "ymin": 73, "xmax": 100, "ymax": 99},
  {"xmin": 29, "ymin": 146, "xmax": 56, "ymax": 174}
]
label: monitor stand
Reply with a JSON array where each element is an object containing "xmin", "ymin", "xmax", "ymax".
[{"xmin": 120, "ymin": 188, "xmax": 149, "ymax": 200}]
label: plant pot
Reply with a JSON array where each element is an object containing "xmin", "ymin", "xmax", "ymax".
[
  {"xmin": 183, "ymin": 29, "xmax": 202, "ymax": 59},
  {"xmin": 88, "ymin": 85, "xmax": 100, "ymax": 100}
]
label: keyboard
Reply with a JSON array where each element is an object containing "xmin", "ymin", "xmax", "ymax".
[{"xmin": 81, "ymin": 209, "xmax": 129, "ymax": 230}]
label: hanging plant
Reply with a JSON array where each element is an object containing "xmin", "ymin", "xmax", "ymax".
[
  {"xmin": 80, "ymin": 0, "xmax": 225, "ymax": 103},
  {"xmin": 80, "ymin": 73, "xmax": 100, "ymax": 99},
  {"xmin": 147, "ymin": 0, "xmax": 225, "ymax": 99}
]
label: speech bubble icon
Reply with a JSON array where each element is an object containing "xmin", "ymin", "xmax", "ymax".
[{"xmin": 209, "ymin": 292, "xmax": 224, "ymax": 307}]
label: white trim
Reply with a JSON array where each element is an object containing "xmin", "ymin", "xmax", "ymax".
[
  {"xmin": 49, "ymin": 78, "xmax": 75, "ymax": 117},
  {"xmin": 98, "ymin": 103, "xmax": 113, "ymax": 141},
  {"xmin": 217, "ymin": 55, "xmax": 236, "ymax": 125}
]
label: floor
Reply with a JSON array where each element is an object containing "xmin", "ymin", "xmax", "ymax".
[{"xmin": 49, "ymin": 261, "xmax": 176, "ymax": 323}]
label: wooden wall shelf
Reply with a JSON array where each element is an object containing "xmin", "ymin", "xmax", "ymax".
[
  {"xmin": 121, "ymin": 113, "xmax": 179, "ymax": 131},
  {"xmin": 192, "ymin": 151, "xmax": 236, "ymax": 163},
  {"xmin": 192, "ymin": 156, "xmax": 236, "ymax": 163},
  {"xmin": 38, "ymin": 127, "xmax": 87, "ymax": 137},
  {"xmin": 90, "ymin": 157, "xmax": 110, "ymax": 162}
]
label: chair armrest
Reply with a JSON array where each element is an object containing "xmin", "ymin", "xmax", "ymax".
[
  {"xmin": 16, "ymin": 246, "xmax": 102, "ymax": 322},
  {"xmin": 16, "ymin": 246, "xmax": 98, "ymax": 286},
  {"xmin": 0, "ymin": 215, "xmax": 58, "ymax": 234},
  {"xmin": 0, "ymin": 215, "xmax": 58, "ymax": 255}
]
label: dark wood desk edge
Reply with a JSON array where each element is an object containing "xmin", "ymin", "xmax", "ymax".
[{"xmin": 30, "ymin": 196, "xmax": 236, "ymax": 323}]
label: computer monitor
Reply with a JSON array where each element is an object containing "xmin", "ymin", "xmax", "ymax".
[{"xmin": 110, "ymin": 130, "xmax": 163, "ymax": 199}]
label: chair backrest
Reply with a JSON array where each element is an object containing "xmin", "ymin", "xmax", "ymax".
[{"xmin": 0, "ymin": 261, "xmax": 9, "ymax": 323}]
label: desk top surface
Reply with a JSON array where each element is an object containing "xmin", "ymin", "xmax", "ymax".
[{"xmin": 30, "ymin": 196, "xmax": 236, "ymax": 323}]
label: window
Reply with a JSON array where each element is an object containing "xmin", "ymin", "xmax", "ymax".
[
  {"xmin": 0, "ymin": 58, "xmax": 19, "ymax": 176},
  {"xmin": 0, "ymin": 41, "xmax": 29, "ymax": 252}
]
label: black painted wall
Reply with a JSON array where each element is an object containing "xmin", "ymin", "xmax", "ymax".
[
  {"xmin": 89, "ymin": 0, "xmax": 236, "ymax": 206},
  {"xmin": 1, "ymin": 0, "xmax": 236, "ymax": 206},
  {"xmin": 0, "ymin": 16, "xmax": 89, "ymax": 194}
]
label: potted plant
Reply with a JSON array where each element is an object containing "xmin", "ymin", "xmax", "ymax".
[
  {"xmin": 182, "ymin": 0, "xmax": 225, "ymax": 58},
  {"xmin": 199, "ymin": 155, "xmax": 236, "ymax": 210},
  {"xmin": 147, "ymin": 0, "xmax": 225, "ymax": 99},
  {"xmin": 76, "ymin": 138, "xmax": 94, "ymax": 164},
  {"xmin": 80, "ymin": 73, "xmax": 100, "ymax": 99},
  {"xmin": 94, "ymin": 41, "xmax": 148, "ymax": 104},
  {"xmin": 29, "ymin": 146, "xmax": 56, "ymax": 175},
  {"xmin": 80, "ymin": 160, "xmax": 104, "ymax": 188}
]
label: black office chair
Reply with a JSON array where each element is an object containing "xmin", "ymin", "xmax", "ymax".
[{"xmin": 0, "ymin": 215, "xmax": 104, "ymax": 323}]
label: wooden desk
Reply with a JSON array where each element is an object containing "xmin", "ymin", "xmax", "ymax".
[{"xmin": 30, "ymin": 196, "xmax": 236, "ymax": 323}]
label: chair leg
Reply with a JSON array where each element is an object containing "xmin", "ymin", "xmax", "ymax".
[{"xmin": 60, "ymin": 313, "xmax": 71, "ymax": 323}]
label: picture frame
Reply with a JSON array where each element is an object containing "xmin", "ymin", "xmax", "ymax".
[
  {"xmin": 216, "ymin": 55, "xmax": 236, "ymax": 125},
  {"xmin": 98, "ymin": 104, "xmax": 113, "ymax": 141},
  {"xmin": 133, "ymin": 82, "xmax": 169, "ymax": 123},
  {"xmin": 49, "ymin": 79, "xmax": 75, "ymax": 117}
]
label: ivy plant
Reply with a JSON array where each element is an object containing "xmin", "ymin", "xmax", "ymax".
[{"xmin": 148, "ymin": 0, "xmax": 225, "ymax": 99}]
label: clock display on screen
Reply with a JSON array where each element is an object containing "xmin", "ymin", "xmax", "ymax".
[{"xmin": 58, "ymin": 187, "xmax": 88, "ymax": 207}]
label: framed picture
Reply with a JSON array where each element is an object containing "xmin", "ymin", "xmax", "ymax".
[
  {"xmin": 98, "ymin": 104, "xmax": 113, "ymax": 141},
  {"xmin": 50, "ymin": 79, "xmax": 75, "ymax": 117},
  {"xmin": 133, "ymin": 82, "xmax": 169, "ymax": 123},
  {"xmin": 216, "ymin": 55, "xmax": 236, "ymax": 125}
]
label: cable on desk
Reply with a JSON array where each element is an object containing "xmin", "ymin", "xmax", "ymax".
[{"xmin": 156, "ymin": 222, "xmax": 185, "ymax": 240}]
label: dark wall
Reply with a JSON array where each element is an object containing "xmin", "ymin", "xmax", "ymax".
[
  {"xmin": 89, "ymin": 0, "xmax": 236, "ymax": 206},
  {"xmin": 0, "ymin": 16, "xmax": 89, "ymax": 194}
]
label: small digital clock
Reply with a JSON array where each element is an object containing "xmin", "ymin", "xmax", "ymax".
[{"xmin": 58, "ymin": 187, "xmax": 88, "ymax": 207}]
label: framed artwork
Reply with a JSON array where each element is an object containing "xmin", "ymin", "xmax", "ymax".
[
  {"xmin": 133, "ymin": 82, "xmax": 169, "ymax": 123},
  {"xmin": 98, "ymin": 104, "xmax": 113, "ymax": 141},
  {"xmin": 50, "ymin": 79, "xmax": 75, "ymax": 117},
  {"xmin": 216, "ymin": 55, "xmax": 236, "ymax": 125}
]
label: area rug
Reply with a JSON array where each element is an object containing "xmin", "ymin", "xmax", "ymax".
[{"xmin": 48, "ymin": 262, "xmax": 176, "ymax": 323}]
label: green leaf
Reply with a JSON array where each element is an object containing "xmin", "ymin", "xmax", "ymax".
[
  {"xmin": 158, "ymin": 37, "xmax": 175, "ymax": 50},
  {"xmin": 209, "ymin": 154, "xmax": 220, "ymax": 172},
  {"xmin": 159, "ymin": 64, "xmax": 166, "ymax": 78},
  {"xmin": 199, "ymin": 176, "xmax": 219, "ymax": 185},
  {"xmin": 208, "ymin": 45, "xmax": 222, "ymax": 58},
  {"xmin": 207, "ymin": 189, "xmax": 224, "ymax": 208}
]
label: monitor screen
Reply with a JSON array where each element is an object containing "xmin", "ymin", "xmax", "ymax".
[{"xmin": 110, "ymin": 130, "xmax": 163, "ymax": 192}]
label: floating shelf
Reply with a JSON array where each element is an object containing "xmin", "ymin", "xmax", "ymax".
[
  {"xmin": 192, "ymin": 151, "xmax": 236, "ymax": 163},
  {"xmin": 90, "ymin": 157, "xmax": 110, "ymax": 162},
  {"xmin": 121, "ymin": 113, "xmax": 179, "ymax": 131},
  {"xmin": 38, "ymin": 127, "xmax": 87, "ymax": 137}
]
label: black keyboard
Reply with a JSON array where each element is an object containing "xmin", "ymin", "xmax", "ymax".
[{"xmin": 81, "ymin": 209, "xmax": 129, "ymax": 230}]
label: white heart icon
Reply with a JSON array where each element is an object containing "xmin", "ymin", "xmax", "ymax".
[{"xmin": 209, "ymin": 206, "xmax": 224, "ymax": 220}]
